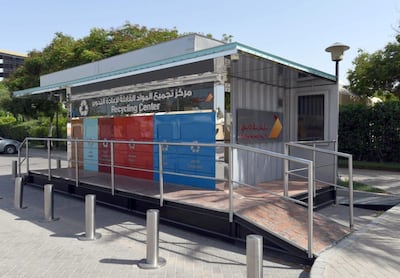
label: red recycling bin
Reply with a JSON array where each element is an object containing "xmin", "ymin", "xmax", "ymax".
[
  {"xmin": 114, "ymin": 115, "xmax": 154, "ymax": 180},
  {"xmin": 98, "ymin": 118, "xmax": 114, "ymax": 173}
]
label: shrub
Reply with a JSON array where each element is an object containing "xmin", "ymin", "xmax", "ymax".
[
  {"xmin": 0, "ymin": 122, "xmax": 30, "ymax": 141},
  {"xmin": 339, "ymin": 101, "xmax": 400, "ymax": 162},
  {"xmin": 0, "ymin": 114, "xmax": 68, "ymax": 144},
  {"xmin": 0, "ymin": 116, "xmax": 16, "ymax": 125}
]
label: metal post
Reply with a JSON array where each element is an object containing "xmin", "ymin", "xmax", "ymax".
[
  {"xmin": 333, "ymin": 141, "xmax": 338, "ymax": 202},
  {"xmin": 246, "ymin": 234, "xmax": 263, "ymax": 278},
  {"xmin": 283, "ymin": 144, "xmax": 289, "ymax": 197},
  {"xmin": 348, "ymin": 156, "xmax": 354, "ymax": 229},
  {"xmin": 307, "ymin": 161, "xmax": 314, "ymax": 259},
  {"xmin": 43, "ymin": 184, "xmax": 59, "ymax": 221},
  {"xmin": 12, "ymin": 160, "xmax": 17, "ymax": 178},
  {"xmin": 47, "ymin": 138, "xmax": 51, "ymax": 181},
  {"xmin": 158, "ymin": 144, "xmax": 164, "ymax": 207},
  {"xmin": 228, "ymin": 145, "xmax": 234, "ymax": 222},
  {"xmin": 26, "ymin": 141, "xmax": 29, "ymax": 174},
  {"xmin": 78, "ymin": 194, "xmax": 101, "ymax": 241},
  {"xmin": 14, "ymin": 177, "xmax": 26, "ymax": 209},
  {"xmin": 110, "ymin": 142, "xmax": 115, "ymax": 195},
  {"xmin": 74, "ymin": 140, "xmax": 79, "ymax": 187},
  {"xmin": 18, "ymin": 147, "xmax": 21, "ymax": 177},
  {"xmin": 139, "ymin": 209, "xmax": 166, "ymax": 269},
  {"xmin": 56, "ymin": 159, "xmax": 61, "ymax": 169},
  {"xmin": 335, "ymin": 60, "xmax": 339, "ymax": 84},
  {"xmin": 312, "ymin": 143, "xmax": 316, "ymax": 196}
]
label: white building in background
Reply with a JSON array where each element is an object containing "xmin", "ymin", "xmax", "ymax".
[{"xmin": 0, "ymin": 49, "xmax": 27, "ymax": 81}]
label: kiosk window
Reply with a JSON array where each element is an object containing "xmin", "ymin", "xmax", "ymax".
[{"xmin": 297, "ymin": 95, "xmax": 324, "ymax": 141}]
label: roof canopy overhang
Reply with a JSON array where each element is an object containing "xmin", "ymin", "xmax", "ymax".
[{"xmin": 13, "ymin": 42, "xmax": 336, "ymax": 98}]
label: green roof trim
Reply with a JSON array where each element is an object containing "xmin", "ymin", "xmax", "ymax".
[
  {"xmin": 13, "ymin": 41, "xmax": 335, "ymax": 97},
  {"xmin": 235, "ymin": 43, "xmax": 336, "ymax": 81}
]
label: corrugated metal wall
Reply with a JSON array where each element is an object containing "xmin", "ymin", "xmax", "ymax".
[
  {"xmin": 230, "ymin": 52, "xmax": 291, "ymax": 184},
  {"xmin": 228, "ymin": 51, "xmax": 338, "ymax": 186}
]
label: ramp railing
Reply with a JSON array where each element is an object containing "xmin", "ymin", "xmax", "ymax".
[
  {"xmin": 18, "ymin": 137, "xmax": 316, "ymax": 258},
  {"xmin": 285, "ymin": 140, "xmax": 354, "ymax": 229}
]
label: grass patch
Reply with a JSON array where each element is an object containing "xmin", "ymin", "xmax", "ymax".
[
  {"xmin": 338, "ymin": 179, "xmax": 386, "ymax": 193},
  {"xmin": 338, "ymin": 159, "xmax": 398, "ymax": 193}
]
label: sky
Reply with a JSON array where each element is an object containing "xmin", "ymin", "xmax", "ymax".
[{"xmin": 2, "ymin": 0, "xmax": 400, "ymax": 84}]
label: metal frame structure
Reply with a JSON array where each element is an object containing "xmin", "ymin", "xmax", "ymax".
[{"xmin": 17, "ymin": 137, "xmax": 354, "ymax": 260}]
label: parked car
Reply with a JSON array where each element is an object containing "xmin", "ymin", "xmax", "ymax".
[{"xmin": 0, "ymin": 137, "xmax": 21, "ymax": 154}]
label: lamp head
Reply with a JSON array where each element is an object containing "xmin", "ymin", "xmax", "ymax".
[{"xmin": 325, "ymin": 42, "xmax": 350, "ymax": 62}]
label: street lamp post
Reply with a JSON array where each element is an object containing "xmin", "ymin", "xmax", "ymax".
[
  {"xmin": 325, "ymin": 42, "xmax": 350, "ymax": 201},
  {"xmin": 325, "ymin": 42, "xmax": 350, "ymax": 83}
]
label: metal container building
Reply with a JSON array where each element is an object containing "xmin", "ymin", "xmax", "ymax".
[{"xmin": 14, "ymin": 34, "xmax": 338, "ymax": 188}]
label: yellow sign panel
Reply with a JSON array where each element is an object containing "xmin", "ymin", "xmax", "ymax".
[
  {"xmin": 269, "ymin": 115, "xmax": 282, "ymax": 139},
  {"xmin": 237, "ymin": 109, "xmax": 283, "ymax": 143}
]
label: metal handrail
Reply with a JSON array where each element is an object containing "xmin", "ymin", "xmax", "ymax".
[
  {"xmin": 18, "ymin": 137, "xmax": 315, "ymax": 258},
  {"xmin": 285, "ymin": 141, "xmax": 354, "ymax": 229},
  {"xmin": 17, "ymin": 138, "xmax": 28, "ymax": 175}
]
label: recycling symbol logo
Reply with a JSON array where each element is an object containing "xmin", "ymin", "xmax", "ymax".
[{"xmin": 79, "ymin": 100, "xmax": 89, "ymax": 116}]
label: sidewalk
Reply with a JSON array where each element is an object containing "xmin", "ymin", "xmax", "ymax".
[
  {"xmin": 0, "ymin": 173, "xmax": 307, "ymax": 278},
  {"xmin": 311, "ymin": 169, "xmax": 400, "ymax": 277},
  {"xmin": 310, "ymin": 203, "xmax": 400, "ymax": 277},
  {"xmin": 338, "ymin": 168, "xmax": 400, "ymax": 194}
]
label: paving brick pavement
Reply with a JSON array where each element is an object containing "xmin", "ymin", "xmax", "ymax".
[
  {"xmin": 4, "ymin": 151, "xmax": 398, "ymax": 278},
  {"xmin": 311, "ymin": 169, "xmax": 400, "ymax": 278},
  {"xmin": 0, "ymin": 173, "xmax": 308, "ymax": 278},
  {"xmin": 310, "ymin": 203, "xmax": 400, "ymax": 278}
]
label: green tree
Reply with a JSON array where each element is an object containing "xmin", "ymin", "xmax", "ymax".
[
  {"xmin": 40, "ymin": 33, "xmax": 77, "ymax": 74},
  {"xmin": 0, "ymin": 82, "xmax": 9, "ymax": 101},
  {"xmin": 348, "ymin": 35, "xmax": 400, "ymax": 99},
  {"xmin": 2, "ymin": 23, "xmax": 180, "ymax": 129},
  {"xmin": 0, "ymin": 82, "xmax": 11, "ymax": 116},
  {"xmin": 2, "ymin": 23, "xmax": 232, "ymax": 139},
  {"xmin": 4, "ymin": 22, "xmax": 179, "ymax": 93}
]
